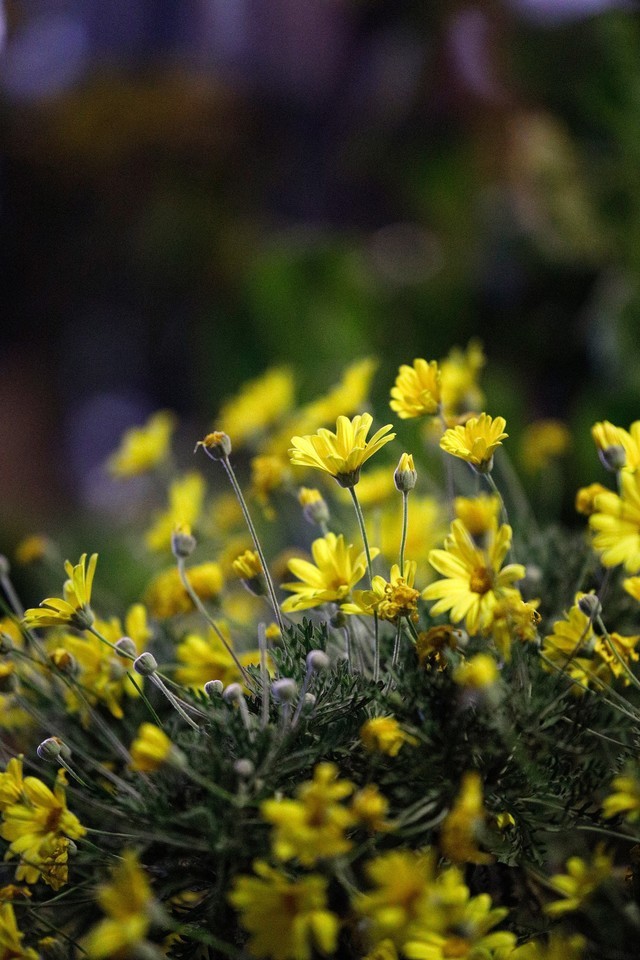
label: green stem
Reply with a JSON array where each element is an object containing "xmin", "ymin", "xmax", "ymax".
[
  {"xmin": 484, "ymin": 471, "xmax": 509, "ymax": 527},
  {"xmin": 349, "ymin": 487, "xmax": 379, "ymax": 682},
  {"xmin": 399, "ymin": 491, "xmax": 409, "ymax": 578},
  {"xmin": 222, "ymin": 456, "xmax": 287, "ymax": 638},
  {"xmin": 150, "ymin": 675, "xmax": 201, "ymax": 732}
]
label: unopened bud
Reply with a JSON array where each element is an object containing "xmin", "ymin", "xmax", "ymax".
[
  {"xmin": 271, "ymin": 678, "xmax": 297, "ymax": 702},
  {"xmin": 394, "ymin": 453, "xmax": 417, "ymax": 493},
  {"xmin": 134, "ymin": 652, "xmax": 158, "ymax": 676},
  {"xmin": 204, "ymin": 679, "xmax": 224, "ymax": 698},
  {"xmin": 306, "ymin": 650, "xmax": 330, "ymax": 672},
  {"xmin": 298, "ymin": 488, "xmax": 330, "ymax": 527},
  {"xmin": 578, "ymin": 593, "xmax": 602, "ymax": 620},
  {"xmin": 171, "ymin": 526, "xmax": 197, "ymax": 559},
  {"xmin": 0, "ymin": 632, "xmax": 14, "ymax": 654},
  {"xmin": 50, "ymin": 648, "xmax": 78, "ymax": 676},
  {"xmin": 598, "ymin": 444, "xmax": 626, "ymax": 472},
  {"xmin": 195, "ymin": 431, "xmax": 232, "ymax": 460},
  {"xmin": 37, "ymin": 737, "xmax": 71, "ymax": 762},
  {"xmin": 223, "ymin": 682, "xmax": 244, "ymax": 703},
  {"xmin": 234, "ymin": 759, "xmax": 255, "ymax": 778},
  {"xmin": 115, "ymin": 636, "xmax": 137, "ymax": 659}
]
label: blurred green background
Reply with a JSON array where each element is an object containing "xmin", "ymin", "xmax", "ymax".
[{"xmin": 2, "ymin": 0, "xmax": 640, "ymax": 541}]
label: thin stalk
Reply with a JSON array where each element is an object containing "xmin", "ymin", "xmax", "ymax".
[
  {"xmin": 258, "ymin": 623, "xmax": 270, "ymax": 729},
  {"xmin": 349, "ymin": 487, "xmax": 379, "ymax": 682},
  {"xmin": 221, "ymin": 455, "xmax": 286, "ymax": 638},
  {"xmin": 176, "ymin": 557, "xmax": 253, "ymax": 688},
  {"xmin": 484, "ymin": 471, "xmax": 509, "ymax": 527},
  {"xmin": 0, "ymin": 569, "xmax": 24, "ymax": 617},
  {"xmin": 399, "ymin": 490, "xmax": 409, "ymax": 578},
  {"xmin": 150, "ymin": 674, "xmax": 201, "ymax": 732}
]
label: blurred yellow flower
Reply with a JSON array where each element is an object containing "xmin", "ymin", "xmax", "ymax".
[
  {"xmin": 439, "ymin": 340, "xmax": 485, "ymax": 418},
  {"xmin": 453, "ymin": 653, "xmax": 499, "ymax": 690},
  {"xmin": 229, "ymin": 861, "xmax": 339, "ymax": 960},
  {"xmin": 107, "ymin": 410, "xmax": 176, "ymax": 478},
  {"xmin": 520, "ymin": 419, "xmax": 571, "ymax": 472},
  {"xmin": 545, "ymin": 849, "xmax": 612, "ymax": 916},
  {"xmin": 453, "ymin": 495, "xmax": 500, "ymax": 538},
  {"xmin": 14, "ymin": 535, "xmax": 50, "ymax": 566},
  {"xmin": 360, "ymin": 716, "xmax": 418, "ymax": 756},
  {"xmin": 82, "ymin": 851, "xmax": 157, "ymax": 959},
  {"xmin": 440, "ymin": 414, "xmax": 508, "ymax": 473},
  {"xmin": 352, "ymin": 849, "xmax": 438, "ymax": 945},
  {"xmin": 0, "ymin": 902, "xmax": 38, "ymax": 959},
  {"xmin": 575, "ymin": 482, "xmax": 609, "ymax": 517},
  {"xmin": 379, "ymin": 496, "xmax": 446, "ymax": 575},
  {"xmin": 218, "ymin": 367, "xmax": 295, "ymax": 446},
  {"xmin": 144, "ymin": 562, "xmax": 224, "ymax": 618},
  {"xmin": 175, "ymin": 628, "xmax": 260, "ymax": 689},
  {"xmin": 440, "ymin": 772, "xmax": 493, "ymax": 865},
  {"xmin": 250, "ymin": 454, "xmax": 291, "ymax": 517},
  {"xmin": 390, "ymin": 359, "xmax": 441, "ymax": 419},
  {"xmin": 145, "ymin": 471, "xmax": 205, "ymax": 553},
  {"xmin": 129, "ymin": 723, "xmax": 174, "ymax": 772},
  {"xmin": 290, "ymin": 413, "xmax": 395, "ymax": 488}
]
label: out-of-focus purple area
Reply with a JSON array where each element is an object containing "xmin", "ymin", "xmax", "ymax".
[{"xmin": 2, "ymin": 0, "xmax": 640, "ymax": 529}]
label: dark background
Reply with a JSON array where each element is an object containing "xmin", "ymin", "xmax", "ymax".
[{"xmin": 2, "ymin": 0, "xmax": 640, "ymax": 539}]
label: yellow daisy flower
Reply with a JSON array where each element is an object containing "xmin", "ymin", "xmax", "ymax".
[
  {"xmin": 575, "ymin": 482, "xmax": 609, "ymax": 517},
  {"xmin": 352, "ymin": 849, "xmax": 438, "ymax": 946},
  {"xmin": 453, "ymin": 653, "xmax": 499, "ymax": 690},
  {"xmin": 144, "ymin": 562, "xmax": 224, "ymax": 618},
  {"xmin": 520, "ymin": 419, "xmax": 571, "ymax": 473},
  {"xmin": 591, "ymin": 419, "xmax": 640, "ymax": 472},
  {"xmin": 145, "ymin": 471, "xmax": 205, "ymax": 553},
  {"xmin": 440, "ymin": 414, "xmax": 508, "ymax": 473},
  {"xmin": 344, "ymin": 562, "xmax": 420, "ymax": 623},
  {"xmin": 423, "ymin": 521, "xmax": 525, "ymax": 636},
  {"xmin": 107, "ymin": 410, "xmax": 176, "ymax": 478},
  {"xmin": 439, "ymin": 340, "xmax": 485, "ymax": 419},
  {"xmin": 403, "ymin": 891, "xmax": 515, "ymax": 960},
  {"xmin": 281, "ymin": 532, "xmax": 377, "ymax": 613},
  {"xmin": 14, "ymin": 535, "xmax": 50, "ymax": 566},
  {"xmin": 289, "ymin": 413, "xmax": 395, "ymax": 488},
  {"xmin": 589, "ymin": 469, "xmax": 640, "ymax": 572},
  {"xmin": 82, "ymin": 851, "xmax": 157, "ymax": 959},
  {"xmin": 439, "ymin": 772, "xmax": 493, "ymax": 865},
  {"xmin": 453, "ymin": 495, "xmax": 500, "ymax": 539},
  {"xmin": 390, "ymin": 359, "xmax": 441, "ymax": 419},
  {"xmin": 175, "ymin": 629, "xmax": 260, "ymax": 689},
  {"xmin": 229, "ymin": 861, "xmax": 339, "ymax": 960},
  {"xmin": 545, "ymin": 849, "xmax": 613, "ymax": 916},
  {"xmin": 23, "ymin": 553, "xmax": 98, "ymax": 630},
  {"xmin": 0, "ymin": 902, "xmax": 38, "ymax": 959},
  {"xmin": 602, "ymin": 773, "xmax": 640, "ymax": 821}
]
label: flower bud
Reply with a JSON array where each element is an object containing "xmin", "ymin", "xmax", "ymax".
[
  {"xmin": 171, "ymin": 525, "xmax": 197, "ymax": 559},
  {"xmin": 134, "ymin": 652, "xmax": 158, "ymax": 676},
  {"xmin": 222, "ymin": 682, "xmax": 244, "ymax": 703},
  {"xmin": 115, "ymin": 636, "xmax": 137, "ymax": 659},
  {"xmin": 195, "ymin": 431, "xmax": 232, "ymax": 459},
  {"xmin": 204, "ymin": 679, "xmax": 224, "ymax": 698},
  {"xmin": 37, "ymin": 737, "xmax": 71, "ymax": 762},
  {"xmin": 271, "ymin": 678, "xmax": 298, "ymax": 702},
  {"xmin": 298, "ymin": 488, "xmax": 330, "ymax": 527},
  {"xmin": 0, "ymin": 632, "xmax": 14, "ymax": 654},
  {"xmin": 306, "ymin": 650, "xmax": 330, "ymax": 672},
  {"xmin": 578, "ymin": 593, "xmax": 602, "ymax": 620},
  {"xmin": 394, "ymin": 453, "xmax": 417, "ymax": 493},
  {"xmin": 50, "ymin": 648, "xmax": 78, "ymax": 676},
  {"xmin": 234, "ymin": 758, "xmax": 255, "ymax": 778},
  {"xmin": 598, "ymin": 444, "xmax": 626, "ymax": 472}
]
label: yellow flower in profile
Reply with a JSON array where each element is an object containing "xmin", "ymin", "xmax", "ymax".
[
  {"xmin": 107, "ymin": 410, "xmax": 176, "ymax": 478},
  {"xmin": 345, "ymin": 563, "xmax": 420, "ymax": 623},
  {"xmin": 145, "ymin": 471, "xmax": 205, "ymax": 553},
  {"xmin": 262, "ymin": 763, "xmax": 355, "ymax": 866},
  {"xmin": 545, "ymin": 849, "xmax": 613, "ymax": 916},
  {"xmin": 453, "ymin": 653, "xmax": 499, "ymax": 690},
  {"xmin": 439, "ymin": 340, "xmax": 485, "ymax": 418},
  {"xmin": 1, "ymin": 769, "xmax": 86, "ymax": 888},
  {"xmin": 440, "ymin": 414, "xmax": 508, "ymax": 473},
  {"xmin": 589, "ymin": 469, "xmax": 640, "ymax": 572},
  {"xmin": 281, "ymin": 533, "xmax": 377, "ymax": 612},
  {"xmin": 0, "ymin": 758, "xmax": 24, "ymax": 811},
  {"xmin": 82, "ymin": 851, "xmax": 157, "ymax": 959},
  {"xmin": 218, "ymin": 367, "xmax": 295, "ymax": 445},
  {"xmin": 520, "ymin": 419, "xmax": 571, "ymax": 473},
  {"xmin": 0, "ymin": 902, "xmax": 38, "ymax": 959},
  {"xmin": 423, "ymin": 521, "xmax": 525, "ymax": 636},
  {"xmin": 575, "ymin": 482, "xmax": 609, "ymax": 516},
  {"xmin": 541, "ymin": 595, "xmax": 605, "ymax": 692},
  {"xmin": 360, "ymin": 717, "xmax": 418, "ymax": 756},
  {"xmin": 591, "ymin": 419, "xmax": 640, "ymax": 471},
  {"xmin": 454, "ymin": 495, "xmax": 500, "ymax": 539},
  {"xmin": 144, "ymin": 562, "xmax": 224, "ymax": 618},
  {"xmin": 439, "ymin": 772, "xmax": 493, "ymax": 865},
  {"xmin": 602, "ymin": 772, "xmax": 640, "ymax": 821},
  {"xmin": 129, "ymin": 723, "xmax": 175, "ymax": 773},
  {"xmin": 390, "ymin": 359, "xmax": 441, "ymax": 419},
  {"xmin": 489, "ymin": 596, "xmax": 540, "ymax": 661},
  {"xmin": 232, "ymin": 549, "xmax": 263, "ymax": 581},
  {"xmin": 229, "ymin": 861, "xmax": 339, "ymax": 960},
  {"xmin": 289, "ymin": 413, "xmax": 395, "ymax": 488},
  {"xmin": 23, "ymin": 553, "xmax": 98, "ymax": 630}
]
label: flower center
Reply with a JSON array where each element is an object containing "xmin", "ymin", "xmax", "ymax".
[
  {"xmin": 469, "ymin": 566, "xmax": 493, "ymax": 595},
  {"xmin": 442, "ymin": 936, "xmax": 469, "ymax": 958}
]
